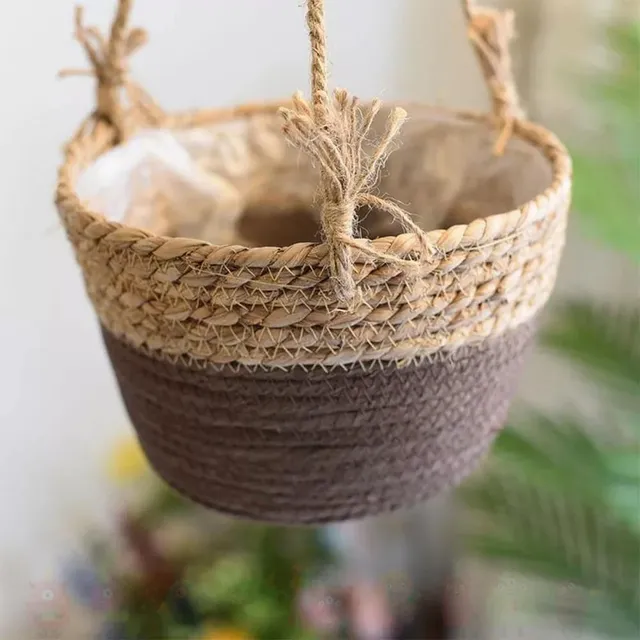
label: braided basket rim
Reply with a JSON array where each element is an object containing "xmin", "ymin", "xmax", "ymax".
[
  {"xmin": 56, "ymin": 100, "xmax": 571, "ymax": 367},
  {"xmin": 56, "ymin": 101, "xmax": 572, "ymax": 265}
]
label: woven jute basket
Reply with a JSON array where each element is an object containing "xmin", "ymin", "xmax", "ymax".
[{"xmin": 56, "ymin": 0, "xmax": 572, "ymax": 524}]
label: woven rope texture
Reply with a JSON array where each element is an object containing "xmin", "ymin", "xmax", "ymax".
[
  {"xmin": 103, "ymin": 321, "xmax": 535, "ymax": 523},
  {"xmin": 54, "ymin": 0, "xmax": 572, "ymax": 522},
  {"xmin": 56, "ymin": 0, "xmax": 571, "ymax": 368}
]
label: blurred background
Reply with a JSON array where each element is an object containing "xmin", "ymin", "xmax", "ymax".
[{"xmin": 0, "ymin": 0, "xmax": 638, "ymax": 638}]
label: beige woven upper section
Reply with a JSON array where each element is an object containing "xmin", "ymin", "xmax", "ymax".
[
  {"xmin": 57, "ymin": 103, "xmax": 571, "ymax": 368},
  {"xmin": 55, "ymin": 0, "xmax": 572, "ymax": 368}
]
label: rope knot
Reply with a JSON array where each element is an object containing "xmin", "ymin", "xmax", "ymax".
[
  {"xmin": 281, "ymin": 90, "xmax": 433, "ymax": 304},
  {"xmin": 60, "ymin": 2, "xmax": 163, "ymax": 141},
  {"xmin": 323, "ymin": 200, "xmax": 357, "ymax": 241},
  {"xmin": 277, "ymin": 1, "xmax": 434, "ymax": 304}
]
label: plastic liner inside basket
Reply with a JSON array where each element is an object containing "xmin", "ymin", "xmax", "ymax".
[
  {"xmin": 57, "ymin": 0, "xmax": 572, "ymax": 524},
  {"xmin": 77, "ymin": 108, "xmax": 553, "ymax": 249}
]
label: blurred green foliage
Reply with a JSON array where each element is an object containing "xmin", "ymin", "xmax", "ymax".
[
  {"xmin": 572, "ymin": 23, "xmax": 640, "ymax": 259},
  {"xmin": 117, "ymin": 517, "xmax": 331, "ymax": 640},
  {"xmin": 462, "ymin": 18, "xmax": 640, "ymax": 640}
]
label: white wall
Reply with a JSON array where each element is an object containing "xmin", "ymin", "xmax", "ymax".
[{"xmin": 0, "ymin": 0, "xmax": 487, "ymax": 632}]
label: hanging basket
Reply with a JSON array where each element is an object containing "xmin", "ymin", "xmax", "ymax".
[{"xmin": 56, "ymin": 0, "xmax": 572, "ymax": 524}]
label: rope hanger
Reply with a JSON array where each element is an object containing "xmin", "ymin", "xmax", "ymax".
[{"xmin": 61, "ymin": 0, "xmax": 524, "ymax": 302}]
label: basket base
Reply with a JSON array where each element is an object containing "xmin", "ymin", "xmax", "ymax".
[{"xmin": 102, "ymin": 322, "xmax": 535, "ymax": 524}]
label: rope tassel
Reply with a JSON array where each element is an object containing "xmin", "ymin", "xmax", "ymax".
[
  {"xmin": 281, "ymin": 0, "xmax": 433, "ymax": 303},
  {"xmin": 59, "ymin": 1, "xmax": 163, "ymax": 141}
]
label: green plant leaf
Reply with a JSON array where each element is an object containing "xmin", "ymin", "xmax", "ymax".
[
  {"xmin": 543, "ymin": 302, "xmax": 640, "ymax": 406},
  {"xmin": 608, "ymin": 484, "xmax": 640, "ymax": 534},
  {"xmin": 607, "ymin": 450, "xmax": 640, "ymax": 483},
  {"xmin": 571, "ymin": 153, "xmax": 640, "ymax": 260},
  {"xmin": 477, "ymin": 413, "xmax": 612, "ymax": 503},
  {"xmin": 463, "ymin": 20, "xmax": 640, "ymax": 639},
  {"xmin": 462, "ymin": 413, "xmax": 640, "ymax": 638},
  {"xmin": 463, "ymin": 473, "xmax": 640, "ymax": 636},
  {"xmin": 605, "ymin": 450, "xmax": 640, "ymax": 533},
  {"xmin": 572, "ymin": 21, "xmax": 640, "ymax": 260}
]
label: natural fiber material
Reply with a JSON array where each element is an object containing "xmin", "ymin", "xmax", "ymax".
[
  {"xmin": 57, "ymin": 1, "xmax": 571, "ymax": 369},
  {"xmin": 55, "ymin": 0, "xmax": 573, "ymax": 523},
  {"xmin": 280, "ymin": 0, "xmax": 432, "ymax": 301},
  {"xmin": 463, "ymin": 0, "xmax": 524, "ymax": 154},
  {"xmin": 103, "ymin": 321, "xmax": 535, "ymax": 523},
  {"xmin": 60, "ymin": 105, "xmax": 569, "ymax": 368},
  {"xmin": 59, "ymin": 0, "xmax": 163, "ymax": 140}
]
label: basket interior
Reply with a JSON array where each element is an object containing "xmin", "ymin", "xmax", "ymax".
[{"xmin": 78, "ymin": 104, "xmax": 554, "ymax": 247}]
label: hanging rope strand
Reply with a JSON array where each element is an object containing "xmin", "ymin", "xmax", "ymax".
[
  {"xmin": 281, "ymin": 0, "xmax": 432, "ymax": 303},
  {"xmin": 305, "ymin": 0, "xmax": 331, "ymax": 126},
  {"xmin": 60, "ymin": 0, "xmax": 163, "ymax": 142},
  {"xmin": 108, "ymin": 0, "xmax": 135, "ymax": 63},
  {"xmin": 461, "ymin": 0, "xmax": 524, "ymax": 154}
]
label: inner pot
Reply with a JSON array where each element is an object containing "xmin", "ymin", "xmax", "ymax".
[{"xmin": 79, "ymin": 104, "xmax": 554, "ymax": 247}]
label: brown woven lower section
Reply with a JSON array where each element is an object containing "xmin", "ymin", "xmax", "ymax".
[{"xmin": 103, "ymin": 322, "xmax": 535, "ymax": 524}]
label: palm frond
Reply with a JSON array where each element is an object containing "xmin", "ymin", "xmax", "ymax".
[
  {"xmin": 606, "ymin": 449, "xmax": 640, "ymax": 534},
  {"xmin": 543, "ymin": 302, "xmax": 640, "ymax": 409},
  {"xmin": 463, "ymin": 18, "xmax": 640, "ymax": 639},
  {"xmin": 463, "ymin": 471, "xmax": 640, "ymax": 635},
  {"xmin": 461, "ymin": 411, "xmax": 640, "ymax": 637},
  {"xmin": 484, "ymin": 414, "xmax": 610, "ymax": 500}
]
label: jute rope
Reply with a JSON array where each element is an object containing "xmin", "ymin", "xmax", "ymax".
[
  {"xmin": 280, "ymin": 0, "xmax": 433, "ymax": 303},
  {"xmin": 462, "ymin": 0, "xmax": 525, "ymax": 154},
  {"xmin": 59, "ymin": 0, "xmax": 525, "ymax": 301},
  {"xmin": 59, "ymin": 0, "xmax": 163, "ymax": 142}
]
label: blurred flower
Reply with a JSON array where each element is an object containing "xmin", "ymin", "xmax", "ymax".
[{"xmin": 107, "ymin": 436, "xmax": 149, "ymax": 483}]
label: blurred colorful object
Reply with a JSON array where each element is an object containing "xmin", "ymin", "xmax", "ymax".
[
  {"xmin": 27, "ymin": 582, "xmax": 70, "ymax": 639},
  {"xmin": 62, "ymin": 435, "xmax": 335, "ymax": 640},
  {"xmin": 107, "ymin": 436, "xmax": 149, "ymax": 483},
  {"xmin": 51, "ymin": 435, "xmax": 469, "ymax": 639},
  {"xmin": 461, "ymin": 15, "xmax": 640, "ymax": 640},
  {"xmin": 59, "ymin": 434, "xmax": 441, "ymax": 639},
  {"xmin": 199, "ymin": 628, "xmax": 253, "ymax": 640}
]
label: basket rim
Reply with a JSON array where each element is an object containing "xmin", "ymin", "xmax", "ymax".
[{"xmin": 56, "ymin": 100, "xmax": 572, "ymax": 265}]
